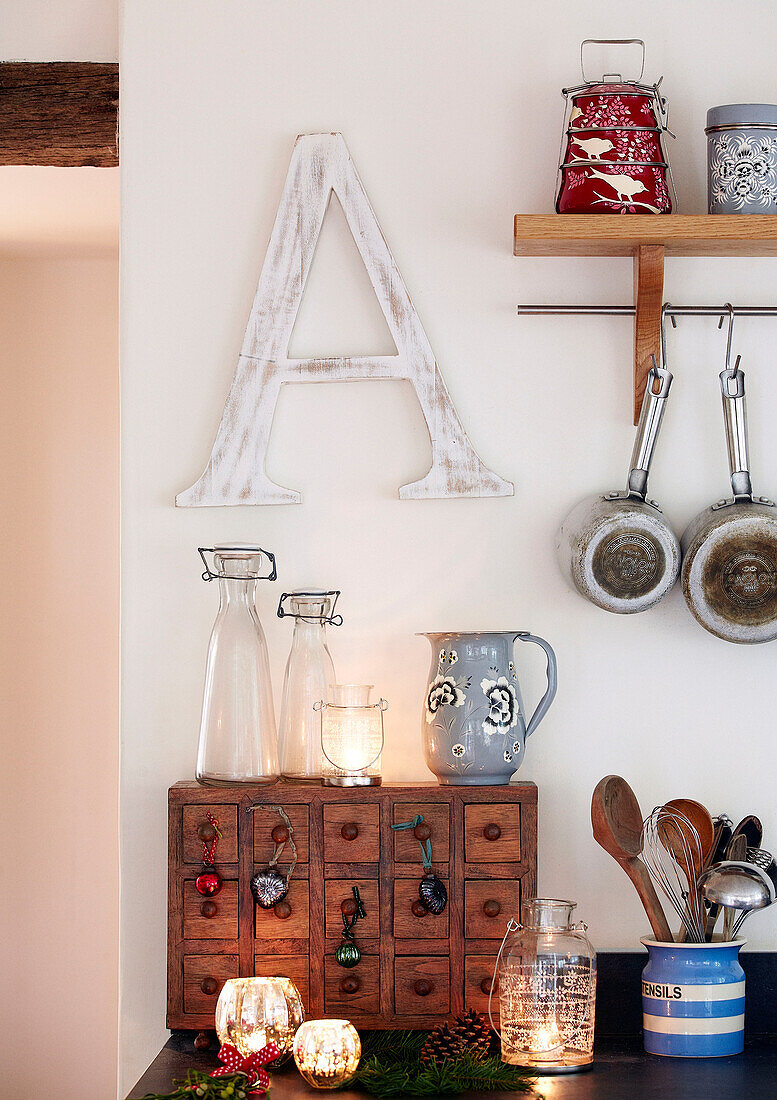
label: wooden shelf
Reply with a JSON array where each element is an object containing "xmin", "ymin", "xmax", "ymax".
[
  {"xmin": 513, "ymin": 215, "xmax": 777, "ymax": 422},
  {"xmin": 514, "ymin": 214, "xmax": 777, "ymax": 257}
]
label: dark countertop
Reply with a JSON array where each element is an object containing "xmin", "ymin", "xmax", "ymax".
[{"xmin": 127, "ymin": 1033, "xmax": 777, "ymax": 1099}]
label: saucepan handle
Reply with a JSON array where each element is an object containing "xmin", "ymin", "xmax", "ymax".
[
  {"xmin": 627, "ymin": 361, "xmax": 673, "ymax": 500},
  {"xmin": 720, "ymin": 366, "xmax": 753, "ymax": 500},
  {"xmin": 514, "ymin": 633, "xmax": 558, "ymax": 739}
]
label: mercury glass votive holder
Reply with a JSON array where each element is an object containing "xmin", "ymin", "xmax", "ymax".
[
  {"xmin": 293, "ymin": 1019, "xmax": 361, "ymax": 1088},
  {"xmin": 215, "ymin": 976, "xmax": 304, "ymax": 1064}
]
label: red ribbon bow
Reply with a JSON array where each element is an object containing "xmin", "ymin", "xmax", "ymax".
[{"xmin": 212, "ymin": 1041, "xmax": 280, "ymax": 1095}]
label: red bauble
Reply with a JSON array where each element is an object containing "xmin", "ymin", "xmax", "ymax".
[{"xmin": 195, "ymin": 867, "xmax": 223, "ymax": 897}]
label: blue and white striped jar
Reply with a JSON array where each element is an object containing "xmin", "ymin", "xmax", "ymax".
[{"xmin": 641, "ymin": 938, "xmax": 745, "ymax": 1058}]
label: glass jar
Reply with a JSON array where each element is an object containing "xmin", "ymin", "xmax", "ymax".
[
  {"xmin": 293, "ymin": 1019, "xmax": 361, "ymax": 1089},
  {"xmin": 277, "ymin": 590, "xmax": 340, "ymax": 781},
  {"xmin": 496, "ymin": 898, "xmax": 596, "ymax": 1073},
  {"xmin": 196, "ymin": 545, "xmax": 278, "ymax": 784},
  {"xmin": 215, "ymin": 976, "xmax": 303, "ymax": 1064},
  {"xmin": 317, "ymin": 684, "xmax": 386, "ymax": 786}
]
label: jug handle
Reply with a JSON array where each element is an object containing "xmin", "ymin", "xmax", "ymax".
[{"xmin": 514, "ymin": 632, "xmax": 558, "ymax": 739}]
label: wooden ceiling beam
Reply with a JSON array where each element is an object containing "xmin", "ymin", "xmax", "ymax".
[{"xmin": 0, "ymin": 62, "xmax": 118, "ymax": 167}]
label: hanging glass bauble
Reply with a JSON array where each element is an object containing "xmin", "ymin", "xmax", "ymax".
[
  {"xmin": 251, "ymin": 867, "xmax": 289, "ymax": 909},
  {"xmin": 335, "ymin": 940, "xmax": 361, "ymax": 968},
  {"xmin": 195, "ymin": 867, "xmax": 223, "ymax": 897},
  {"xmin": 419, "ymin": 872, "xmax": 447, "ymax": 915}
]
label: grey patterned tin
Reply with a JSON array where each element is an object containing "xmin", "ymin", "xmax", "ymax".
[{"xmin": 706, "ymin": 103, "xmax": 777, "ymax": 213}]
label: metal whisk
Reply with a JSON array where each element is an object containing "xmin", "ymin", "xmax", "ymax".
[{"xmin": 641, "ymin": 806, "xmax": 706, "ymax": 942}]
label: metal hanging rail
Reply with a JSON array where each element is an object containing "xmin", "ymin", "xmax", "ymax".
[{"xmin": 516, "ymin": 304, "xmax": 777, "ymax": 318}]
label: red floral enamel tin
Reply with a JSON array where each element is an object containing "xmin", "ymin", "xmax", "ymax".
[{"xmin": 556, "ymin": 39, "xmax": 676, "ymax": 214}]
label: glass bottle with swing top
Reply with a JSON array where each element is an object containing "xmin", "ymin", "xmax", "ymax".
[
  {"xmin": 493, "ymin": 898, "xmax": 596, "ymax": 1073},
  {"xmin": 196, "ymin": 545, "xmax": 278, "ymax": 784},
  {"xmin": 277, "ymin": 590, "xmax": 340, "ymax": 781}
]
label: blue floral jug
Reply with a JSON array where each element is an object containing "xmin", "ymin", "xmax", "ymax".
[{"xmin": 420, "ymin": 631, "xmax": 557, "ymax": 785}]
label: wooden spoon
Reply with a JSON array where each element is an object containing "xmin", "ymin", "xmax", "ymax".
[
  {"xmin": 660, "ymin": 798, "xmax": 715, "ymax": 939},
  {"xmin": 591, "ymin": 775, "xmax": 673, "ymax": 942}
]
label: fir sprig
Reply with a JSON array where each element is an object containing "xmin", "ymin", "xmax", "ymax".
[
  {"xmin": 141, "ymin": 1068, "xmax": 258, "ymax": 1099},
  {"xmin": 355, "ymin": 1030, "xmax": 535, "ymax": 1098}
]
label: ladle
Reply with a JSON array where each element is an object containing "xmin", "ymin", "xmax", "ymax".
[{"xmin": 698, "ymin": 861, "xmax": 773, "ymax": 938}]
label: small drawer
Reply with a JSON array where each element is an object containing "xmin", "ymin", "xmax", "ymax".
[
  {"xmin": 464, "ymin": 879, "xmax": 520, "ymax": 940},
  {"xmin": 255, "ymin": 954, "xmax": 310, "ymax": 1012},
  {"xmin": 394, "ymin": 956, "xmax": 450, "ymax": 1015},
  {"xmin": 393, "ymin": 878, "xmax": 449, "ymax": 939},
  {"xmin": 183, "ymin": 954, "xmax": 238, "ymax": 1013},
  {"xmin": 183, "ymin": 805, "xmax": 238, "ymax": 864},
  {"xmin": 325, "ymin": 879, "xmax": 380, "ymax": 941},
  {"xmin": 393, "ymin": 803, "xmax": 450, "ymax": 863},
  {"xmin": 465, "ymin": 804, "xmax": 521, "ymax": 863},
  {"xmin": 465, "ymin": 954, "xmax": 500, "ymax": 1017},
  {"xmin": 183, "ymin": 880, "xmax": 238, "ymax": 940},
  {"xmin": 254, "ymin": 805, "xmax": 309, "ymax": 865},
  {"xmin": 255, "ymin": 878, "xmax": 309, "ymax": 944},
  {"xmin": 323, "ymin": 804, "xmax": 379, "ymax": 862},
  {"xmin": 324, "ymin": 955, "xmax": 379, "ymax": 1014}
]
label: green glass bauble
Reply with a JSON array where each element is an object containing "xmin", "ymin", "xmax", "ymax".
[{"xmin": 335, "ymin": 939, "xmax": 361, "ymax": 968}]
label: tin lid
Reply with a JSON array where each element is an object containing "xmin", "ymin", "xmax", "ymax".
[{"xmin": 706, "ymin": 103, "xmax": 777, "ymax": 129}]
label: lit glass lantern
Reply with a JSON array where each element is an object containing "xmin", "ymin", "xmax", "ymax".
[
  {"xmin": 215, "ymin": 976, "xmax": 304, "ymax": 1064},
  {"xmin": 293, "ymin": 1019, "xmax": 361, "ymax": 1089},
  {"xmin": 495, "ymin": 899, "xmax": 596, "ymax": 1074},
  {"xmin": 316, "ymin": 684, "xmax": 386, "ymax": 787}
]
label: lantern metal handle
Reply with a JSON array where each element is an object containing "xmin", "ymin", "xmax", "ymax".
[{"xmin": 315, "ymin": 698, "xmax": 387, "ymax": 772}]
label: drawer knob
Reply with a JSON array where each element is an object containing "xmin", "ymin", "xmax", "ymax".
[
  {"xmin": 483, "ymin": 823, "xmax": 502, "ymax": 841},
  {"xmin": 271, "ymin": 823, "xmax": 290, "ymax": 844},
  {"xmin": 340, "ymin": 822, "xmax": 359, "ymax": 841},
  {"xmin": 200, "ymin": 900, "xmax": 218, "ymax": 918},
  {"xmin": 413, "ymin": 978, "xmax": 433, "ymax": 997},
  {"xmin": 480, "ymin": 976, "xmax": 498, "ymax": 995},
  {"xmin": 274, "ymin": 900, "xmax": 292, "ymax": 920},
  {"xmin": 200, "ymin": 976, "xmax": 218, "ymax": 996},
  {"xmin": 341, "ymin": 897, "xmax": 358, "ymax": 917},
  {"xmin": 483, "ymin": 899, "xmax": 502, "ymax": 918},
  {"xmin": 413, "ymin": 821, "xmax": 432, "ymax": 841},
  {"xmin": 340, "ymin": 975, "xmax": 360, "ymax": 994},
  {"xmin": 197, "ymin": 821, "xmax": 217, "ymax": 842},
  {"xmin": 411, "ymin": 899, "xmax": 428, "ymax": 918}
]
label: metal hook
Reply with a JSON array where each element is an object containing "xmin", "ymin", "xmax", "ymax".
[
  {"xmin": 660, "ymin": 302, "xmax": 675, "ymax": 370},
  {"xmin": 719, "ymin": 302, "xmax": 735, "ymax": 370}
]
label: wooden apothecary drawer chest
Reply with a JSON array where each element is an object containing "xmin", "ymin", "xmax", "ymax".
[{"xmin": 168, "ymin": 781, "xmax": 537, "ymax": 1033}]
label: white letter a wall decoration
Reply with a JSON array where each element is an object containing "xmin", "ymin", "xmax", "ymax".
[{"xmin": 176, "ymin": 133, "xmax": 512, "ymax": 506}]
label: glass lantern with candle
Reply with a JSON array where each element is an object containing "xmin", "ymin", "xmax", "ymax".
[
  {"xmin": 315, "ymin": 685, "xmax": 386, "ymax": 786},
  {"xmin": 293, "ymin": 1019, "xmax": 361, "ymax": 1089},
  {"xmin": 494, "ymin": 899, "xmax": 596, "ymax": 1074},
  {"xmin": 215, "ymin": 976, "xmax": 303, "ymax": 1065}
]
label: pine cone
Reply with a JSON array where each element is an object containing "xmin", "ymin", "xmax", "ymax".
[
  {"xmin": 419, "ymin": 1022, "xmax": 466, "ymax": 1065},
  {"xmin": 419, "ymin": 1010, "xmax": 494, "ymax": 1065},
  {"xmin": 450, "ymin": 1008, "xmax": 493, "ymax": 1059}
]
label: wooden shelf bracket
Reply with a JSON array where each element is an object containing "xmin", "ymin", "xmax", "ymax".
[{"xmin": 632, "ymin": 245, "xmax": 665, "ymax": 423}]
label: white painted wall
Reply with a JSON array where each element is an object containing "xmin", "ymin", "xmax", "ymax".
[
  {"xmin": 120, "ymin": 0, "xmax": 777, "ymax": 1090},
  {"xmin": 1, "ymin": 0, "xmax": 117, "ymax": 61}
]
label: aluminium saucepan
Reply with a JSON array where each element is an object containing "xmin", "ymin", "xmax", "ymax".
[
  {"xmin": 681, "ymin": 364, "xmax": 777, "ymax": 643},
  {"xmin": 557, "ymin": 362, "xmax": 680, "ymax": 613}
]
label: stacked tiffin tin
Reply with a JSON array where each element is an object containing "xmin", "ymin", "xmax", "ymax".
[{"xmin": 556, "ymin": 39, "xmax": 676, "ymax": 214}]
